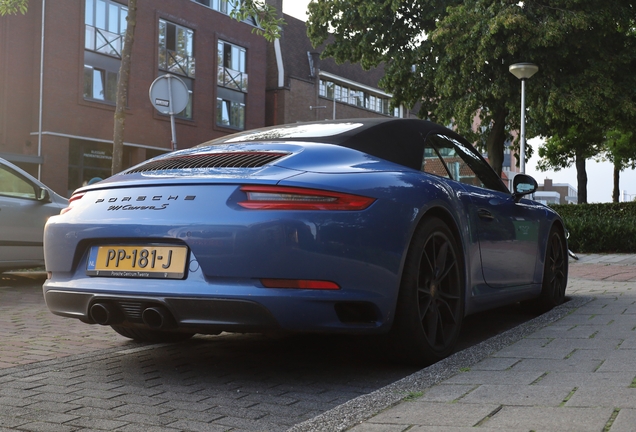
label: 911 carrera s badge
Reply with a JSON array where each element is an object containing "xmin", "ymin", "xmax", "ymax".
[{"xmin": 95, "ymin": 195, "xmax": 196, "ymax": 211}]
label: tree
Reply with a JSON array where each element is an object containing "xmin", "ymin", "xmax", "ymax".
[
  {"xmin": 111, "ymin": 0, "xmax": 283, "ymax": 175},
  {"xmin": 604, "ymin": 130, "xmax": 636, "ymax": 203},
  {"xmin": 0, "ymin": 0, "xmax": 27, "ymax": 15},
  {"xmin": 111, "ymin": 0, "xmax": 137, "ymax": 175},
  {"xmin": 306, "ymin": 0, "xmax": 636, "ymax": 177},
  {"xmin": 537, "ymin": 126, "xmax": 605, "ymax": 204},
  {"xmin": 231, "ymin": 0, "xmax": 284, "ymax": 42}
]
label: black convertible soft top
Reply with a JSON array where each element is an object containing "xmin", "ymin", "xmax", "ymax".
[{"xmin": 200, "ymin": 118, "xmax": 463, "ymax": 172}]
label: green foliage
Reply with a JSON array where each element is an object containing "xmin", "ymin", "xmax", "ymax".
[
  {"xmin": 537, "ymin": 126, "xmax": 604, "ymax": 172},
  {"xmin": 604, "ymin": 130, "xmax": 636, "ymax": 171},
  {"xmin": 552, "ymin": 202, "xmax": 636, "ymax": 253},
  {"xmin": 306, "ymin": 0, "xmax": 636, "ymax": 176},
  {"xmin": 0, "ymin": 0, "xmax": 28, "ymax": 15},
  {"xmin": 230, "ymin": 0, "xmax": 283, "ymax": 41},
  {"xmin": 404, "ymin": 391, "xmax": 424, "ymax": 401}
]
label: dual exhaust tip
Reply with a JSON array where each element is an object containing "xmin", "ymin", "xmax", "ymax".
[{"xmin": 89, "ymin": 303, "xmax": 175, "ymax": 329}]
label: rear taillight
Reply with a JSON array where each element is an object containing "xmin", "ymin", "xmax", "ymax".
[
  {"xmin": 60, "ymin": 192, "xmax": 85, "ymax": 215},
  {"xmin": 238, "ymin": 186, "xmax": 375, "ymax": 211},
  {"xmin": 260, "ymin": 278, "xmax": 340, "ymax": 290}
]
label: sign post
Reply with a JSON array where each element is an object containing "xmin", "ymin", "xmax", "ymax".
[{"xmin": 149, "ymin": 74, "xmax": 189, "ymax": 151}]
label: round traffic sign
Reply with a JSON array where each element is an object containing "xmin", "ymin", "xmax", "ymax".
[{"xmin": 149, "ymin": 74, "xmax": 189, "ymax": 114}]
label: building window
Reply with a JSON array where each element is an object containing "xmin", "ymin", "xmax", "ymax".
[
  {"xmin": 193, "ymin": 0, "xmax": 242, "ymax": 15},
  {"xmin": 319, "ymin": 78, "xmax": 396, "ymax": 116},
  {"xmin": 83, "ymin": 0, "xmax": 126, "ymax": 104},
  {"xmin": 84, "ymin": 65, "xmax": 118, "ymax": 102},
  {"xmin": 158, "ymin": 20, "xmax": 195, "ymax": 78},
  {"xmin": 216, "ymin": 98, "xmax": 245, "ymax": 129},
  {"xmin": 85, "ymin": 0, "xmax": 127, "ymax": 58},
  {"xmin": 217, "ymin": 41, "xmax": 247, "ymax": 92},
  {"xmin": 334, "ymin": 84, "xmax": 341, "ymax": 102},
  {"xmin": 68, "ymin": 140, "xmax": 113, "ymax": 196},
  {"xmin": 216, "ymin": 40, "xmax": 247, "ymax": 130},
  {"xmin": 158, "ymin": 20, "xmax": 195, "ymax": 119}
]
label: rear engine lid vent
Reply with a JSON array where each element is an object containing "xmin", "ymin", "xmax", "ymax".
[{"xmin": 125, "ymin": 152, "xmax": 290, "ymax": 174}]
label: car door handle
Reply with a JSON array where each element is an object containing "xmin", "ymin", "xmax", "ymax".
[{"xmin": 477, "ymin": 208, "xmax": 494, "ymax": 220}]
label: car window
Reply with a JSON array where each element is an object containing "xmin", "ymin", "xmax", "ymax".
[
  {"xmin": 0, "ymin": 165, "xmax": 37, "ymax": 199},
  {"xmin": 422, "ymin": 134, "xmax": 508, "ymax": 192}
]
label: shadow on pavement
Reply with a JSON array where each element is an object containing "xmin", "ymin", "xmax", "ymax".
[{"xmin": 0, "ymin": 271, "xmax": 47, "ymax": 286}]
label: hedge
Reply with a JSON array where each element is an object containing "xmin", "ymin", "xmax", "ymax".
[{"xmin": 550, "ymin": 202, "xmax": 636, "ymax": 254}]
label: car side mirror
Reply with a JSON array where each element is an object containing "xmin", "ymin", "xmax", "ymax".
[
  {"xmin": 513, "ymin": 174, "xmax": 538, "ymax": 202},
  {"xmin": 37, "ymin": 187, "xmax": 52, "ymax": 203}
]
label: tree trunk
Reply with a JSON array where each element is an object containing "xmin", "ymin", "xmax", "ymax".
[
  {"xmin": 485, "ymin": 108, "xmax": 508, "ymax": 177},
  {"xmin": 112, "ymin": 0, "xmax": 137, "ymax": 175},
  {"xmin": 612, "ymin": 161, "xmax": 620, "ymax": 203},
  {"xmin": 575, "ymin": 148, "xmax": 587, "ymax": 204}
]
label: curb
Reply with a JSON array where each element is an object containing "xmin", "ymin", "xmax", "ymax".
[{"xmin": 287, "ymin": 295, "xmax": 593, "ymax": 432}]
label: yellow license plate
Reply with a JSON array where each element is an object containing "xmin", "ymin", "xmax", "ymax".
[{"xmin": 86, "ymin": 245, "xmax": 188, "ymax": 279}]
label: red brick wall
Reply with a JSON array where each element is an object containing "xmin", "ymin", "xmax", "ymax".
[{"xmin": 1, "ymin": 0, "xmax": 268, "ymax": 193}]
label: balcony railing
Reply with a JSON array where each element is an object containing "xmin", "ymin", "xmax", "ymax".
[
  {"xmin": 85, "ymin": 25, "xmax": 123, "ymax": 58},
  {"xmin": 159, "ymin": 48, "xmax": 196, "ymax": 78},
  {"xmin": 217, "ymin": 66, "xmax": 248, "ymax": 92}
]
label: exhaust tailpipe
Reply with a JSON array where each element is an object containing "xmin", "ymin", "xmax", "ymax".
[
  {"xmin": 142, "ymin": 306, "xmax": 175, "ymax": 329},
  {"xmin": 89, "ymin": 303, "xmax": 122, "ymax": 325}
]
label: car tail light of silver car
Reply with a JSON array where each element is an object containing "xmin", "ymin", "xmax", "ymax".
[{"xmin": 60, "ymin": 192, "xmax": 86, "ymax": 215}]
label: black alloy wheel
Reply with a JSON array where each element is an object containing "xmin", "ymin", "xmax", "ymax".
[
  {"xmin": 391, "ymin": 216, "xmax": 465, "ymax": 365},
  {"xmin": 537, "ymin": 227, "xmax": 568, "ymax": 312}
]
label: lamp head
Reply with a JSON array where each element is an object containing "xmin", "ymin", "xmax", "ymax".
[{"xmin": 509, "ymin": 63, "xmax": 539, "ymax": 80}]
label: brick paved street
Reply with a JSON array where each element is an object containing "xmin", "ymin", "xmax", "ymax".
[
  {"xmin": 0, "ymin": 274, "xmax": 127, "ymax": 369},
  {"xmin": 0, "ymin": 254, "xmax": 614, "ymax": 431},
  {"xmin": 0, "ymin": 273, "xmax": 419, "ymax": 431}
]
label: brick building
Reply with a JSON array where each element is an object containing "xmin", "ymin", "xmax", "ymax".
[
  {"xmin": 264, "ymin": 0, "xmax": 406, "ymax": 125},
  {"xmin": 0, "ymin": 0, "xmax": 268, "ymax": 196},
  {"xmin": 0, "ymin": 0, "xmax": 406, "ymax": 198}
]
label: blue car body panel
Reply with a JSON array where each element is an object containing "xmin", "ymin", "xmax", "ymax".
[{"xmin": 43, "ymin": 119, "xmax": 566, "ymax": 336}]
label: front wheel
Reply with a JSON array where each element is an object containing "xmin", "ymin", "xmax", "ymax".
[
  {"xmin": 390, "ymin": 217, "xmax": 465, "ymax": 365},
  {"xmin": 111, "ymin": 325, "xmax": 195, "ymax": 343},
  {"xmin": 537, "ymin": 227, "xmax": 568, "ymax": 312}
]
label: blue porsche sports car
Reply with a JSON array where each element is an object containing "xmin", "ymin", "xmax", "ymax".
[{"xmin": 43, "ymin": 119, "xmax": 568, "ymax": 364}]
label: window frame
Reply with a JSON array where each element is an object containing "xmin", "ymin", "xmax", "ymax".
[
  {"xmin": 0, "ymin": 165, "xmax": 39, "ymax": 200},
  {"xmin": 422, "ymin": 133, "xmax": 509, "ymax": 193},
  {"xmin": 158, "ymin": 19, "xmax": 196, "ymax": 79}
]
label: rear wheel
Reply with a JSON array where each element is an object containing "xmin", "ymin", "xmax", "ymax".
[
  {"xmin": 391, "ymin": 217, "xmax": 465, "ymax": 365},
  {"xmin": 537, "ymin": 227, "xmax": 568, "ymax": 312},
  {"xmin": 111, "ymin": 325, "xmax": 195, "ymax": 343}
]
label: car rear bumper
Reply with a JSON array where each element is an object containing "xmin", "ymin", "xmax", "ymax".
[
  {"xmin": 43, "ymin": 281, "xmax": 391, "ymax": 335},
  {"xmin": 44, "ymin": 289, "xmax": 281, "ymax": 333}
]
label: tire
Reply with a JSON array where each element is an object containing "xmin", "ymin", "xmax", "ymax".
[
  {"xmin": 537, "ymin": 227, "xmax": 568, "ymax": 312},
  {"xmin": 390, "ymin": 216, "xmax": 465, "ymax": 365},
  {"xmin": 111, "ymin": 325, "xmax": 195, "ymax": 343}
]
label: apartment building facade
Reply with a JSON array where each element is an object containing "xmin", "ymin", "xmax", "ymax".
[
  {"xmin": 0, "ymin": 0, "xmax": 407, "ymax": 197},
  {"xmin": 0, "ymin": 0, "xmax": 269, "ymax": 196},
  {"xmin": 264, "ymin": 1, "xmax": 405, "ymax": 126}
]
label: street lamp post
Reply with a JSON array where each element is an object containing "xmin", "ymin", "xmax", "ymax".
[{"xmin": 509, "ymin": 63, "xmax": 539, "ymax": 174}]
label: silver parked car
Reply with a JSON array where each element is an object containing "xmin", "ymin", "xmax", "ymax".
[{"xmin": 0, "ymin": 158, "xmax": 67, "ymax": 271}]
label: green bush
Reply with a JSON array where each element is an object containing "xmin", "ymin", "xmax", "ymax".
[{"xmin": 550, "ymin": 202, "xmax": 636, "ymax": 253}]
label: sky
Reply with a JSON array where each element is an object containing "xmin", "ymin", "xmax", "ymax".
[{"xmin": 281, "ymin": 1, "xmax": 636, "ymax": 203}]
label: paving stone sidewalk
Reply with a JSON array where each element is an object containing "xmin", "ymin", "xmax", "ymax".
[{"xmin": 292, "ymin": 254, "xmax": 636, "ymax": 432}]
